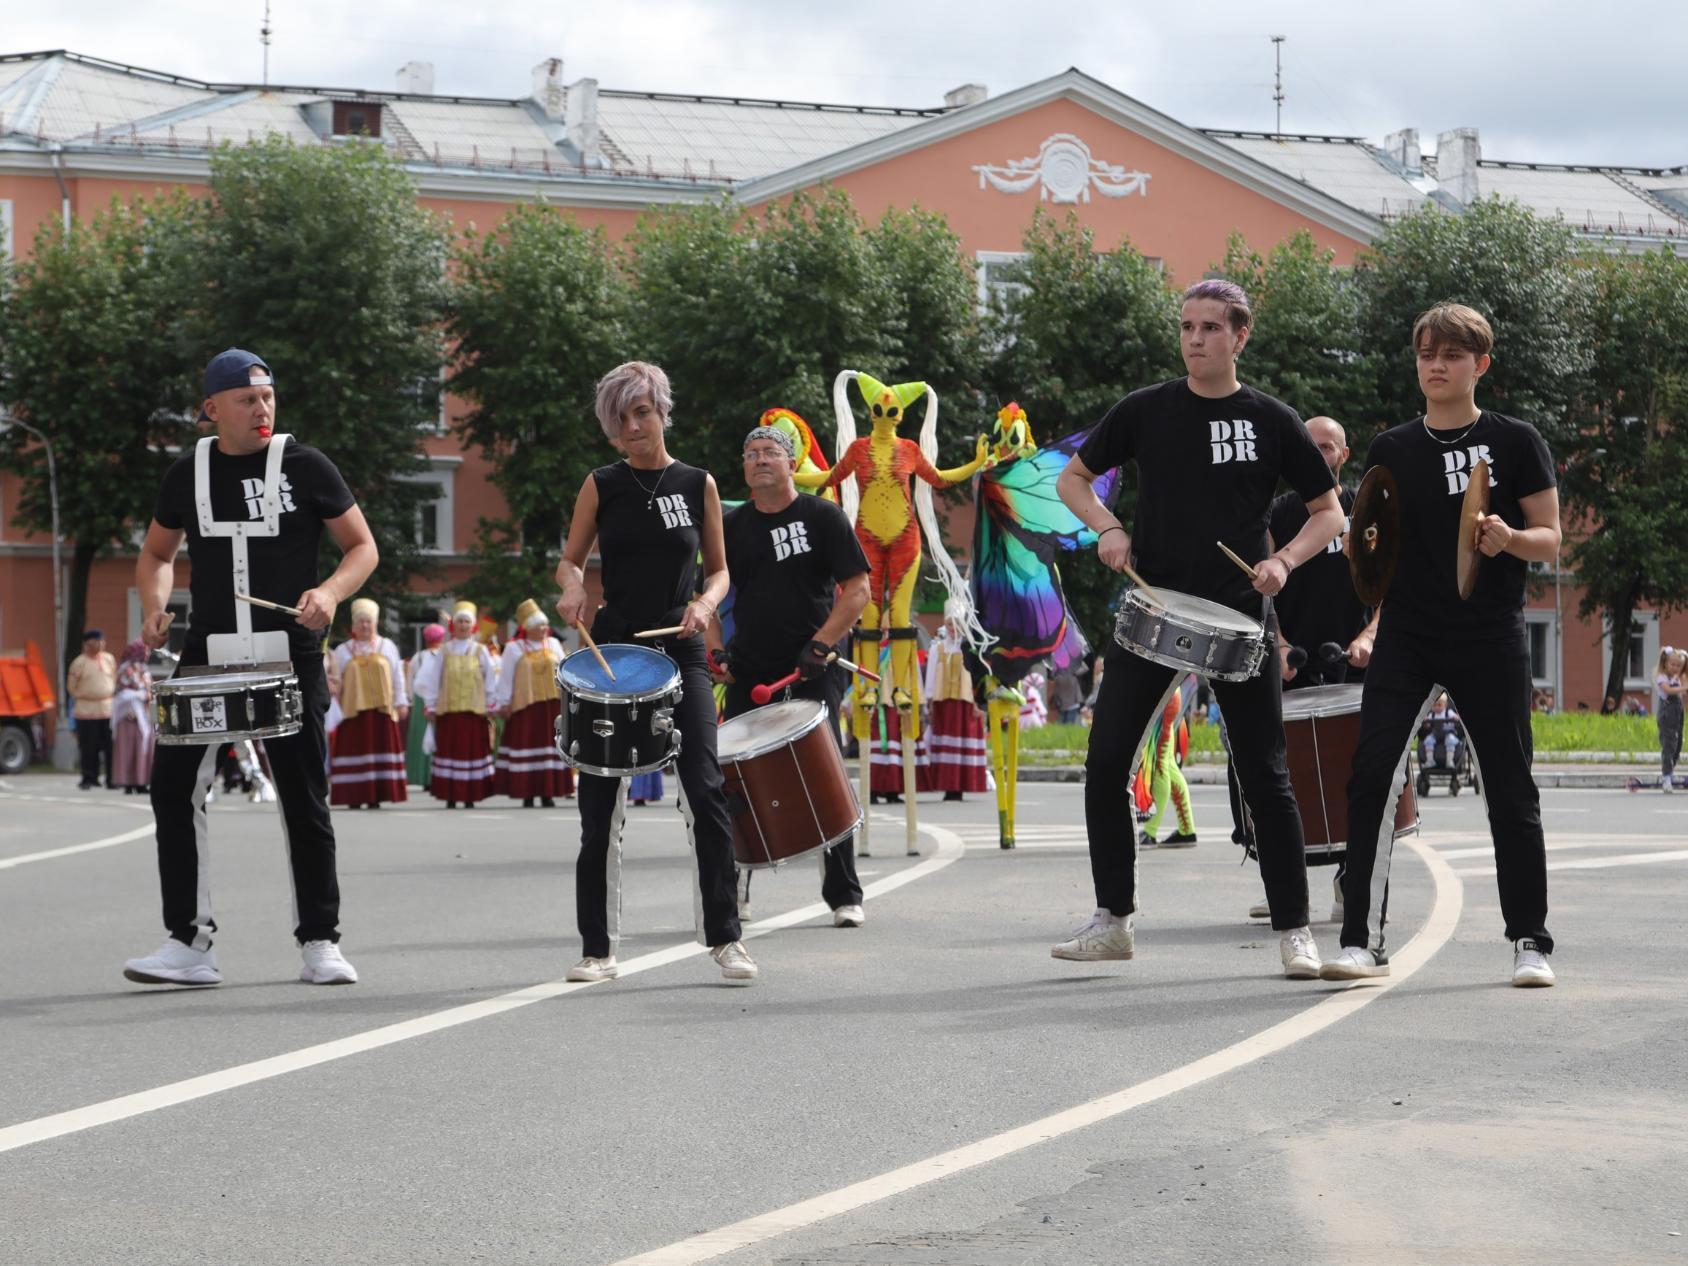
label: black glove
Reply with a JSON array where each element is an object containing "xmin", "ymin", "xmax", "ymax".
[
  {"xmin": 707, "ymin": 645, "xmax": 731, "ymax": 677},
  {"xmin": 797, "ymin": 640, "xmax": 832, "ymax": 682}
]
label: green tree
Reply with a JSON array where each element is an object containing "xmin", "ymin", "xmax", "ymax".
[
  {"xmin": 1217, "ymin": 229, "xmax": 1380, "ymax": 444},
  {"xmin": 174, "ymin": 136, "xmax": 450, "ymax": 620},
  {"xmin": 865, "ymin": 204, "xmax": 983, "ymax": 422},
  {"xmin": 0, "ymin": 197, "xmax": 196, "ymax": 679},
  {"xmin": 984, "ymin": 210, "xmax": 1181, "ymax": 649},
  {"xmin": 1352, "ymin": 197, "xmax": 1588, "ymax": 449},
  {"xmin": 1562, "ymin": 247, "xmax": 1688, "ymax": 705},
  {"xmin": 447, "ymin": 205, "xmax": 631, "ymax": 615}
]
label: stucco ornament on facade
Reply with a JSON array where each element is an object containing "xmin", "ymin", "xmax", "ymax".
[{"xmin": 971, "ymin": 133, "xmax": 1151, "ymax": 204}]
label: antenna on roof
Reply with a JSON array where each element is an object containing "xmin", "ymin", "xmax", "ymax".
[
  {"xmin": 1270, "ymin": 35, "xmax": 1285, "ymax": 135},
  {"xmin": 260, "ymin": 0, "xmax": 273, "ymax": 87}
]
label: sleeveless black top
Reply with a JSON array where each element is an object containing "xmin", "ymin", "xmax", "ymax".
[{"xmin": 591, "ymin": 460, "xmax": 707, "ymax": 638}]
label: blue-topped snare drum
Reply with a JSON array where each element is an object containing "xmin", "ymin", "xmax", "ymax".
[{"xmin": 554, "ymin": 644, "xmax": 683, "ymax": 776}]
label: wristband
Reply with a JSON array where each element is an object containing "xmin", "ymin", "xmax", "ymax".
[{"xmin": 1098, "ymin": 525, "xmax": 1126, "ymax": 540}]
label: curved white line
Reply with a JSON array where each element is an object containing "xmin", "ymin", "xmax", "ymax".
[
  {"xmin": 0, "ymin": 825, "xmax": 154, "ymax": 870},
  {"xmin": 0, "ymin": 824, "xmax": 965, "ymax": 1155},
  {"xmin": 611, "ymin": 834, "xmax": 1464, "ymax": 1266}
]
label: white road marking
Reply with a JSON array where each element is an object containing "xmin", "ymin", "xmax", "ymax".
[
  {"xmin": 0, "ymin": 825, "xmax": 154, "ymax": 870},
  {"xmin": 610, "ymin": 835, "xmax": 1463, "ymax": 1266},
  {"xmin": 0, "ymin": 790, "xmax": 151, "ymax": 812},
  {"xmin": 1437, "ymin": 835, "xmax": 1685, "ymax": 861},
  {"xmin": 0, "ymin": 825, "xmax": 965, "ymax": 1156},
  {"xmin": 1454, "ymin": 848, "xmax": 1688, "ymax": 877}
]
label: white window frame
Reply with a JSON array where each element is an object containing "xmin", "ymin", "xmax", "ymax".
[
  {"xmin": 975, "ymin": 249, "xmax": 1030, "ymax": 312},
  {"xmin": 1602, "ymin": 610, "xmax": 1659, "ymax": 692},
  {"xmin": 402, "ymin": 456, "xmax": 459, "ymax": 555},
  {"xmin": 0, "ymin": 200, "xmax": 12, "ymax": 259},
  {"xmin": 1523, "ymin": 610, "xmax": 1557, "ymax": 690}
]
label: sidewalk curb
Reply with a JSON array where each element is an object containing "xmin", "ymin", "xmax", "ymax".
[{"xmin": 1019, "ymin": 765, "xmax": 1667, "ymax": 790}]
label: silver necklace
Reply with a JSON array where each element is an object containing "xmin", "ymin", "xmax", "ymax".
[
  {"xmin": 1422, "ymin": 413, "xmax": 1482, "ymax": 446},
  {"xmin": 627, "ymin": 460, "xmax": 670, "ymax": 510}
]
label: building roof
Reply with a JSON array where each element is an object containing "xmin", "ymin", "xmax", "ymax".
[{"xmin": 0, "ymin": 49, "xmax": 1682, "ymax": 247}]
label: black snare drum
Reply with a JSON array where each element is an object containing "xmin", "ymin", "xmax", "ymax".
[
  {"xmin": 554, "ymin": 644, "xmax": 683, "ymax": 777},
  {"xmin": 153, "ymin": 663, "xmax": 304, "ymax": 746}
]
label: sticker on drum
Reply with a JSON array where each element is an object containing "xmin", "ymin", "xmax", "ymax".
[
  {"xmin": 557, "ymin": 643, "xmax": 680, "ymax": 702},
  {"xmin": 190, "ymin": 697, "xmax": 227, "ymax": 734}
]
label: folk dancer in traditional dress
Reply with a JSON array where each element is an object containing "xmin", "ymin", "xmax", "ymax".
[
  {"xmin": 111, "ymin": 639, "xmax": 155, "ymax": 795},
  {"xmin": 922, "ymin": 599, "xmax": 988, "ymax": 802},
  {"xmin": 493, "ymin": 599, "xmax": 574, "ymax": 807},
  {"xmin": 328, "ymin": 597, "xmax": 408, "ymax": 809},
  {"xmin": 415, "ymin": 600, "xmax": 497, "ymax": 808}
]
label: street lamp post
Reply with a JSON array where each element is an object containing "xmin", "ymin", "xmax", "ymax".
[{"xmin": 0, "ymin": 412, "xmax": 72, "ymax": 768}]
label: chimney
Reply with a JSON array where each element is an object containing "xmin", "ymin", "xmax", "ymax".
[
  {"xmin": 944, "ymin": 83, "xmax": 988, "ymax": 109},
  {"xmin": 565, "ymin": 77, "xmax": 600, "ymax": 164},
  {"xmin": 532, "ymin": 57, "xmax": 566, "ymax": 121},
  {"xmin": 1437, "ymin": 127, "xmax": 1481, "ymax": 205},
  {"xmin": 396, "ymin": 61, "xmax": 434, "ymax": 95},
  {"xmin": 1383, "ymin": 127, "xmax": 1421, "ymax": 175}
]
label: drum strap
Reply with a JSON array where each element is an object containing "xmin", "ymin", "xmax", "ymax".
[{"xmin": 195, "ymin": 434, "xmax": 292, "ymax": 665}]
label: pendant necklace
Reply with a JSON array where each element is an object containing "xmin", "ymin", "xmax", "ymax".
[{"xmin": 628, "ymin": 460, "xmax": 669, "ymax": 510}]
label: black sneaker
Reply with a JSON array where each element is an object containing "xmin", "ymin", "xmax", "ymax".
[{"xmin": 1161, "ymin": 831, "xmax": 1198, "ymax": 849}]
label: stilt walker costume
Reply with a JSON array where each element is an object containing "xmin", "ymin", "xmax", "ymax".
[
  {"xmin": 329, "ymin": 598, "xmax": 408, "ymax": 807},
  {"xmin": 494, "ymin": 599, "xmax": 573, "ymax": 805},
  {"xmin": 414, "ymin": 600, "xmax": 497, "ymax": 807},
  {"xmin": 123, "ymin": 348, "xmax": 372, "ymax": 987}
]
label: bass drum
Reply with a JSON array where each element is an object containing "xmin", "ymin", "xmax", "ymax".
[
  {"xmin": 554, "ymin": 644, "xmax": 683, "ymax": 777},
  {"xmin": 1279, "ymin": 683, "xmax": 1418, "ymax": 864},
  {"xmin": 718, "ymin": 699, "xmax": 861, "ymax": 869}
]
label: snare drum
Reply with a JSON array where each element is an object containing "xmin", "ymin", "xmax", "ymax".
[
  {"xmin": 153, "ymin": 663, "xmax": 304, "ymax": 746},
  {"xmin": 554, "ymin": 644, "xmax": 683, "ymax": 776},
  {"xmin": 718, "ymin": 699, "xmax": 862, "ymax": 869},
  {"xmin": 1113, "ymin": 587, "xmax": 1266, "ymax": 682},
  {"xmin": 1280, "ymin": 684, "xmax": 1418, "ymax": 863}
]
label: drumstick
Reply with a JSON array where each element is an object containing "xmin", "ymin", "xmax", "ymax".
[
  {"xmin": 235, "ymin": 592, "xmax": 304, "ymax": 618},
  {"xmin": 1215, "ymin": 540, "xmax": 1260, "ymax": 582},
  {"xmin": 573, "ymin": 620, "xmax": 616, "ymax": 682},
  {"xmin": 634, "ymin": 625, "xmax": 686, "ymax": 639},
  {"xmin": 1118, "ymin": 561, "xmax": 1164, "ymax": 607},
  {"xmin": 751, "ymin": 653, "xmax": 839, "ymax": 705},
  {"xmin": 833, "ymin": 654, "xmax": 881, "ymax": 684}
]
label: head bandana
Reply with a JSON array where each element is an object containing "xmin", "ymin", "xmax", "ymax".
[{"xmin": 743, "ymin": 425, "xmax": 796, "ymax": 461}]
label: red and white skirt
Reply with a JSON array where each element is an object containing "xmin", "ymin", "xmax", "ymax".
[
  {"xmin": 329, "ymin": 710, "xmax": 408, "ymax": 805},
  {"xmin": 866, "ymin": 708, "xmax": 936, "ymax": 795},
  {"xmin": 430, "ymin": 711, "xmax": 495, "ymax": 803},
  {"xmin": 923, "ymin": 699, "xmax": 989, "ymax": 792},
  {"xmin": 494, "ymin": 699, "xmax": 574, "ymax": 799}
]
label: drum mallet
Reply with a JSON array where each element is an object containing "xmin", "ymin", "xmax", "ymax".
[{"xmin": 751, "ymin": 653, "xmax": 840, "ymax": 705}]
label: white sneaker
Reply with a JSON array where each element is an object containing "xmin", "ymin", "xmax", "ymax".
[
  {"xmin": 299, "ymin": 940, "xmax": 358, "ymax": 985},
  {"xmin": 123, "ymin": 939, "xmax": 221, "ymax": 986},
  {"xmin": 1330, "ymin": 872, "xmax": 1346, "ymax": 924},
  {"xmin": 1280, "ymin": 926, "xmax": 1322, "ymax": 979},
  {"xmin": 1248, "ymin": 894, "xmax": 1271, "ymax": 920},
  {"xmin": 1512, "ymin": 939, "xmax": 1555, "ymax": 987},
  {"xmin": 1051, "ymin": 909, "xmax": 1135, "ymax": 961},
  {"xmin": 1662, "ymin": 776, "xmax": 1675, "ymax": 795},
  {"xmin": 711, "ymin": 940, "xmax": 758, "ymax": 982},
  {"xmin": 567, "ymin": 956, "xmax": 619, "ymax": 983},
  {"xmin": 1320, "ymin": 945, "xmax": 1389, "ymax": 980},
  {"xmin": 832, "ymin": 904, "xmax": 865, "ymax": 928}
]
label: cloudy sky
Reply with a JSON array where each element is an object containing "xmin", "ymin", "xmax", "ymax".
[{"xmin": 16, "ymin": 1, "xmax": 1683, "ymax": 166}]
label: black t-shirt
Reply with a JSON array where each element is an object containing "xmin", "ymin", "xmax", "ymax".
[
  {"xmin": 1077, "ymin": 378, "xmax": 1334, "ymax": 618},
  {"xmin": 722, "ymin": 495, "xmax": 869, "ymax": 683},
  {"xmin": 1270, "ymin": 483, "xmax": 1367, "ymax": 654},
  {"xmin": 1365, "ymin": 411, "xmax": 1556, "ymax": 633},
  {"xmin": 153, "ymin": 438, "xmax": 356, "ymax": 661},
  {"xmin": 591, "ymin": 460, "xmax": 708, "ymax": 637}
]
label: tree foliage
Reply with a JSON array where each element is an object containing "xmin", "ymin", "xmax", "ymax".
[
  {"xmin": 0, "ymin": 197, "xmax": 196, "ymax": 675},
  {"xmin": 173, "ymin": 136, "xmax": 451, "ymax": 616},
  {"xmin": 447, "ymin": 205, "xmax": 631, "ymax": 614}
]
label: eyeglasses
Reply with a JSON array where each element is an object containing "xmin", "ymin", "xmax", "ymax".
[{"xmin": 742, "ymin": 448, "xmax": 789, "ymax": 463}]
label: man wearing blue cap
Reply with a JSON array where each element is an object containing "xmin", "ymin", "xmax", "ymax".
[{"xmin": 123, "ymin": 349, "xmax": 379, "ymax": 987}]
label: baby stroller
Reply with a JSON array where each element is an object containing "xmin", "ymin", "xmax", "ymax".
[{"xmin": 1414, "ymin": 705, "xmax": 1478, "ymax": 797}]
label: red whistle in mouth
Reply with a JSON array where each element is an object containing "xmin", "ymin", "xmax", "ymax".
[{"xmin": 258, "ymin": 426, "xmax": 272, "ymax": 438}]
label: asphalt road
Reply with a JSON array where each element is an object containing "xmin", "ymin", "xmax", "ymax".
[{"xmin": 1, "ymin": 771, "xmax": 1683, "ymax": 1265}]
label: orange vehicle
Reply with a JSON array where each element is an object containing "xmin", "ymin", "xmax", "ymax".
[{"xmin": 0, "ymin": 641, "xmax": 56, "ymax": 774}]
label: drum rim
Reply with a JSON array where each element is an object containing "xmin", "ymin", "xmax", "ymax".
[
  {"xmin": 557, "ymin": 678, "xmax": 682, "ymax": 705},
  {"xmin": 154, "ymin": 672, "xmax": 300, "ymax": 696},
  {"xmin": 1118, "ymin": 586, "xmax": 1264, "ymax": 634},
  {"xmin": 717, "ymin": 698, "xmax": 827, "ymax": 762},
  {"xmin": 155, "ymin": 720, "xmax": 304, "ymax": 745},
  {"xmin": 734, "ymin": 808, "xmax": 864, "ymax": 869},
  {"xmin": 1280, "ymin": 683, "xmax": 1366, "ymax": 719},
  {"xmin": 561, "ymin": 752, "xmax": 678, "ymax": 777},
  {"xmin": 1110, "ymin": 634, "xmax": 1263, "ymax": 682},
  {"xmin": 555, "ymin": 648, "xmax": 681, "ymax": 703}
]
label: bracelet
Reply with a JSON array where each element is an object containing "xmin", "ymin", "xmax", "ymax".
[
  {"xmin": 692, "ymin": 598, "xmax": 716, "ymax": 617},
  {"xmin": 1098, "ymin": 525, "xmax": 1126, "ymax": 540}
]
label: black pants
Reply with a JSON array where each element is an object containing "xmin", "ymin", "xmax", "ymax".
[
  {"xmin": 1341, "ymin": 620, "xmax": 1549, "ymax": 955},
  {"xmin": 1658, "ymin": 699, "xmax": 1683, "ymax": 779},
  {"xmin": 77, "ymin": 717, "xmax": 111, "ymax": 786},
  {"xmin": 149, "ymin": 656, "xmax": 339, "ymax": 948},
  {"xmin": 1087, "ymin": 640, "xmax": 1310, "ymax": 929},
  {"xmin": 576, "ymin": 639, "xmax": 740, "ymax": 958},
  {"xmin": 724, "ymin": 669, "xmax": 863, "ymax": 911}
]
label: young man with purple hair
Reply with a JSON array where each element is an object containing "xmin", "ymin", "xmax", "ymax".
[{"xmin": 1054, "ymin": 280, "xmax": 1345, "ymax": 978}]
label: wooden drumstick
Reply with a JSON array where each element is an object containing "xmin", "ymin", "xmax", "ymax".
[
  {"xmin": 573, "ymin": 620, "xmax": 616, "ymax": 682},
  {"xmin": 634, "ymin": 625, "xmax": 686, "ymax": 638},
  {"xmin": 1215, "ymin": 540, "xmax": 1260, "ymax": 582},
  {"xmin": 1118, "ymin": 561, "xmax": 1164, "ymax": 607},
  {"xmin": 235, "ymin": 591, "xmax": 304, "ymax": 618},
  {"xmin": 832, "ymin": 653, "xmax": 881, "ymax": 684}
]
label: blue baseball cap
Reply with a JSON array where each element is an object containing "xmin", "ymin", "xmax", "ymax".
[{"xmin": 202, "ymin": 349, "xmax": 272, "ymax": 398}]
